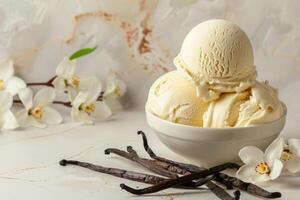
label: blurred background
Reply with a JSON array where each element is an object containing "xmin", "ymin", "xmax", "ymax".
[{"xmin": 0, "ymin": 0, "xmax": 299, "ymax": 135}]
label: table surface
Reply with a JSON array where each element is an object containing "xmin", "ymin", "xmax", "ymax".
[{"xmin": 0, "ymin": 108, "xmax": 299, "ymax": 200}]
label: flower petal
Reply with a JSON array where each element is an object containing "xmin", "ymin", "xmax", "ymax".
[
  {"xmin": 288, "ymin": 138, "xmax": 300, "ymax": 157},
  {"xmin": 72, "ymin": 91, "xmax": 89, "ymax": 108},
  {"xmin": 18, "ymin": 88, "xmax": 33, "ymax": 110},
  {"xmin": 2, "ymin": 110, "xmax": 18, "ymax": 130},
  {"xmin": 79, "ymin": 75, "xmax": 99, "ymax": 91},
  {"xmin": 52, "ymin": 77, "xmax": 67, "ymax": 92},
  {"xmin": 0, "ymin": 92, "xmax": 13, "ymax": 113},
  {"xmin": 269, "ymin": 159, "xmax": 283, "ymax": 180},
  {"xmin": 104, "ymin": 95, "xmax": 123, "ymax": 111},
  {"xmin": 0, "ymin": 59, "xmax": 14, "ymax": 80},
  {"xmin": 285, "ymin": 156, "xmax": 300, "ymax": 173},
  {"xmin": 236, "ymin": 165, "xmax": 259, "ymax": 183},
  {"xmin": 28, "ymin": 117, "xmax": 47, "ymax": 128},
  {"xmin": 265, "ymin": 137, "xmax": 284, "ymax": 167},
  {"xmin": 239, "ymin": 146, "xmax": 264, "ymax": 165},
  {"xmin": 15, "ymin": 109, "xmax": 29, "ymax": 127},
  {"xmin": 42, "ymin": 107, "xmax": 62, "ymax": 124},
  {"xmin": 71, "ymin": 108, "xmax": 93, "ymax": 124},
  {"xmin": 16, "ymin": 109, "xmax": 46, "ymax": 128},
  {"xmin": 250, "ymin": 173, "xmax": 270, "ymax": 183},
  {"xmin": 55, "ymin": 57, "xmax": 76, "ymax": 78},
  {"xmin": 86, "ymin": 79, "xmax": 102, "ymax": 103},
  {"xmin": 33, "ymin": 87, "xmax": 55, "ymax": 106},
  {"xmin": 92, "ymin": 101, "xmax": 112, "ymax": 121},
  {"xmin": 5, "ymin": 76, "xmax": 26, "ymax": 96},
  {"xmin": 104, "ymin": 72, "xmax": 126, "ymax": 97}
]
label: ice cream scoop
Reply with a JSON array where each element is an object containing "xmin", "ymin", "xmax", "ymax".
[
  {"xmin": 203, "ymin": 90, "xmax": 250, "ymax": 128},
  {"xmin": 174, "ymin": 19, "xmax": 257, "ymax": 102},
  {"xmin": 203, "ymin": 81, "xmax": 284, "ymax": 128},
  {"xmin": 146, "ymin": 70, "xmax": 208, "ymax": 127},
  {"xmin": 146, "ymin": 19, "xmax": 284, "ymax": 129},
  {"xmin": 235, "ymin": 81, "xmax": 284, "ymax": 126}
]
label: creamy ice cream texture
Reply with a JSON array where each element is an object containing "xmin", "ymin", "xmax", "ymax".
[
  {"xmin": 147, "ymin": 71, "xmax": 209, "ymax": 127},
  {"xmin": 174, "ymin": 19, "xmax": 257, "ymax": 101},
  {"xmin": 146, "ymin": 19, "xmax": 284, "ymax": 128}
]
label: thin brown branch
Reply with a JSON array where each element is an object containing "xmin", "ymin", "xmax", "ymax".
[
  {"xmin": 26, "ymin": 76, "xmax": 56, "ymax": 87},
  {"xmin": 13, "ymin": 100, "xmax": 71, "ymax": 108}
]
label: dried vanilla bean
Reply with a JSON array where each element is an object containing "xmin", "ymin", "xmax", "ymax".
[
  {"xmin": 59, "ymin": 159, "xmax": 204, "ymax": 190},
  {"xmin": 59, "ymin": 159, "xmax": 164, "ymax": 184},
  {"xmin": 215, "ymin": 173, "xmax": 281, "ymax": 198},
  {"xmin": 206, "ymin": 181, "xmax": 240, "ymax": 200},
  {"xmin": 137, "ymin": 131, "xmax": 240, "ymax": 199},
  {"xmin": 104, "ymin": 148, "xmax": 179, "ymax": 178},
  {"xmin": 58, "ymin": 130, "xmax": 282, "ymax": 200},
  {"xmin": 138, "ymin": 130, "xmax": 281, "ymax": 199},
  {"xmin": 120, "ymin": 162, "xmax": 239, "ymax": 195},
  {"xmin": 137, "ymin": 131, "xmax": 203, "ymax": 173}
]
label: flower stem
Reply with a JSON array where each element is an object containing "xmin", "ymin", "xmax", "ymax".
[
  {"xmin": 13, "ymin": 100, "xmax": 71, "ymax": 108},
  {"xmin": 26, "ymin": 76, "xmax": 56, "ymax": 87}
]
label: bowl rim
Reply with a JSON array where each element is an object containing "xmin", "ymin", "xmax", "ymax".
[{"xmin": 145, "ymin": 102, "xmax": 287, "ymax": 131}]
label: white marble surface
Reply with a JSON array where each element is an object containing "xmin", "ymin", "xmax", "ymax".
[
  {"xmin": 0, "ymin": 108, "xmax": 299, "ymax": 200},
  {"xmin": 0, "ymin": 0, "xmax": 300, "ymax": 199}
]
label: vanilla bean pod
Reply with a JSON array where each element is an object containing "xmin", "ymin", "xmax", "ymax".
[
  {"xmin": 120, "ymin": 162, "xmax": 239, "ymax": 195},
  {"xmin": 59, "ymin": 159, "xmax": 204, "ymax": 190},
  {"xmin": 137, "ymin": 131, "xmax": 240, "ymax": 199},
  {"xmin": 104, "ymin": 148, "xmax": 179, "ymax": 178},
  {"xmin": 138, "ymin": 130, "xmax": 281, "ymax": 199},
  {"xmin": 206, "ymin": 181, "xmax": 240, "ymax": 200},
  {"xmin": 59, "ymin": 159, "xmax": 164, "ymax": 185},
  {"xmin": 215, "ymin": 173, "xmax": 281, "ymax": 198},
  {"xmin": 138, "ymin": 160, "xmax": 238, "ymax": 200},
  {"xmin": 137, "ymin": 131, "xmax": 203, "ymax": 173},
  {"xmin": 126, "ymin": 145, "xmax": 213, "ymax": 188}
]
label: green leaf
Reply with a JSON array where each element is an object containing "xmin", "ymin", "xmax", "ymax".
[{"xmin": 69, "ymin": 46, "xmax": 98, "ymax": 60}]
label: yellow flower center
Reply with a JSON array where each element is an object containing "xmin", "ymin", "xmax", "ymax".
[
  {"xmin": 64, "ymin": 76, "xmax": 80, "ymax": 89},
  {"xmin": 71, "ymin": 75, "xmax": 80, "ymax": 89},
  {"xmin": 0, "ymin": 80, "xmax": 5, "ymax": 90},
  {"xmin": 255, "ymin": 162, "xmax": 270, "ymax": 175},
  {"xmin": 281, "ymin": 148, "xmax": 293, "ymax": 161},
  {"xmin": 114, "ymin": 86, "xmax": 122, "ymax": 97},
  {"xmin": 80, "ymin": 103, "xmax": 96, "ymax": 115},
  {"xmin": 29, "ymin": 106, "xmax": 45, "ymax": 119}
]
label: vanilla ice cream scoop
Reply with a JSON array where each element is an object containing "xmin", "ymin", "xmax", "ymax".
[
  {"xmin": 146, "ymin": 71, "xmax": 209, "ymax": 127},
  {"xmin": 203, "ymin": 81, "xmax": 283, "ymax": 128},
  {"xmin": 174, "ymin": 19, "xmax": 257, "ymax": 102}
]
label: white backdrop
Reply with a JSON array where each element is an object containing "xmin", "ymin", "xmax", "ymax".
[{"xmin": 0, "ymin": 1, "xmax": 300, "ymax": 199}]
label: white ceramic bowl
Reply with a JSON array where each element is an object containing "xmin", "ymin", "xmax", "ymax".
[{"xmin": 146, "ymin": 104, "xmax": 287, "ymax": 168}]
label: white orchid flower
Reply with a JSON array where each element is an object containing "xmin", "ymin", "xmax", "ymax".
[
  {"xmin": 267, "ymin": 137, "xmax": 300, "ymax": 173},
  {"xmin": 0, "ymin": 59, "xmax": 26, "ymax": 96},
  {"xmin": 0, "ymin": 92, "xmax": 19, "ymax": 130},
  {"xmin": 52, "ymin": 57, "xmax": 99, "ymax": 100},
  {"xmin": 71, "ymin": 81, "xmax": 112, "ymax": 124},
  {"xmin": 16, "ymin": 87, "xmax": 62, "ymax": 128},
  {"xmin": 104, "ymin": 72, "xmax": 126, "ymax": 110},
  {"xmin": 236, "ymin": 146, "xmax": 283, "ymax": 183}
]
